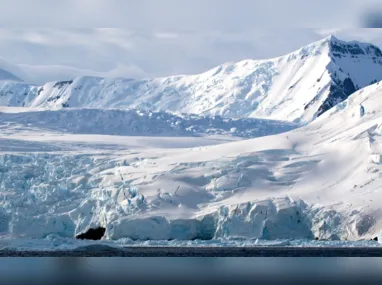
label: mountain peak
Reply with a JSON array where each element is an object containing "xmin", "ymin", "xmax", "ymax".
[
  {"xmin": 325, "ymin": 36, "xmax": 382, "ymax": 58},
  {"xmin": 324, "ymin": 34, "xmax": 340, "ymax": 42},
  {"xmin": 298, "ymin": 35, "xmax": 382, "ymax": 60}
]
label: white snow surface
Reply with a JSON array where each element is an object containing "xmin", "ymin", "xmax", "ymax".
[
  {"xmin": 1, "ymin": 80, "xmax": 382, "ymax": 244},
  {"xmin": 0, "ymin": 36, "xmax": 382, "ymax": 123},
  {"xmin": 1, "ymin": 35, "xmax": 382, "ymax": 247}
]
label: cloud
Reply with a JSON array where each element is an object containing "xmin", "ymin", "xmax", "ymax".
[
  {"xmin": 154, "ymin": 33, "xmax": 179, "ymax": 39},
  {"xmin": 314, "ymin": 29, "xmax": 344, "ymax": 37},
  {"xmin": 2, "ymin": 0, "xmax": 382, "ymax": 28},
  {"xmin": 0, "ymin": 1, "xmax": 382, "ymax": 84},
  {"xmin": 361, "ymin": 10, "xmax": 382, "ymax": 27}
]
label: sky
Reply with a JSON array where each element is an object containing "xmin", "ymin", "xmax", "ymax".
[{"xmin": 1, "ymin": 0, "xmax": 382, "ymax": 84}]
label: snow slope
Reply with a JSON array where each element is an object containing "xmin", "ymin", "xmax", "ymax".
[
  {"xmin": 1, "ymin": 81, "xmax": 382, "ymax": 243},
  {"xmin": 0, "ymin": 35, "xmax": 381, "ymax": 123}
]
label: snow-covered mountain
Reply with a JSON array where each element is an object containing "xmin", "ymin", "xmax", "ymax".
[
  {"xmin": 0, "ymin": 35, "xmax": 381, "ymax": 123},
  {"xmin": 1, "ymin": 81, "xmax": 382, "ymax": 243},
  {"xmin": 2, "ymin": 36, "xmax": 382, "ymax": 247}
]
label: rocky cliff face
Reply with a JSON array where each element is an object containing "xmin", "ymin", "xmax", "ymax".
[{"xmin": 313, "ymin": 36, "xmax": 382, "ymax": 118}]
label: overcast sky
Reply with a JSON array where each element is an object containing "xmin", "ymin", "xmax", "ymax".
[{"xmin": 1, "ymin": 1, "xmax": 382, "ymax": 84}]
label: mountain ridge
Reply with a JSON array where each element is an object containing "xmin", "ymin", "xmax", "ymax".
[{"xmin": 0, "ymin": 35, "xmax": 382, "ymax": 123}]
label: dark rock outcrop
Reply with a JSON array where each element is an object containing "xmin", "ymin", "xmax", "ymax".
[
  {"xmin": 315, "ymin": 77, "xmax": 357, "ymax": 117},
  {"xmin": 76, "ymin": 227, "xmax": 106, "ymax": 240}
]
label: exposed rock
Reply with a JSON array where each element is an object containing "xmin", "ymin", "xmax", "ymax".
[
  {"xmin": 76, "ymin": 227, "xmax": 106, "ymax": 240},
  {"xmin": 315, "ymin": 77, "xmax": 357, "ymax": 117}
]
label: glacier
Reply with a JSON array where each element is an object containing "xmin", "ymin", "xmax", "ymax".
[
  {"xmin": 1, "ymin": 81, "xmax": 382, "ymax": 245},
  {"xmin": 1, "ymin": 36, "xmax": 382, "ymax": 248},
  {"xmin": 0, "ymin": 107, "xmax": 298, "ymax": 138}
]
